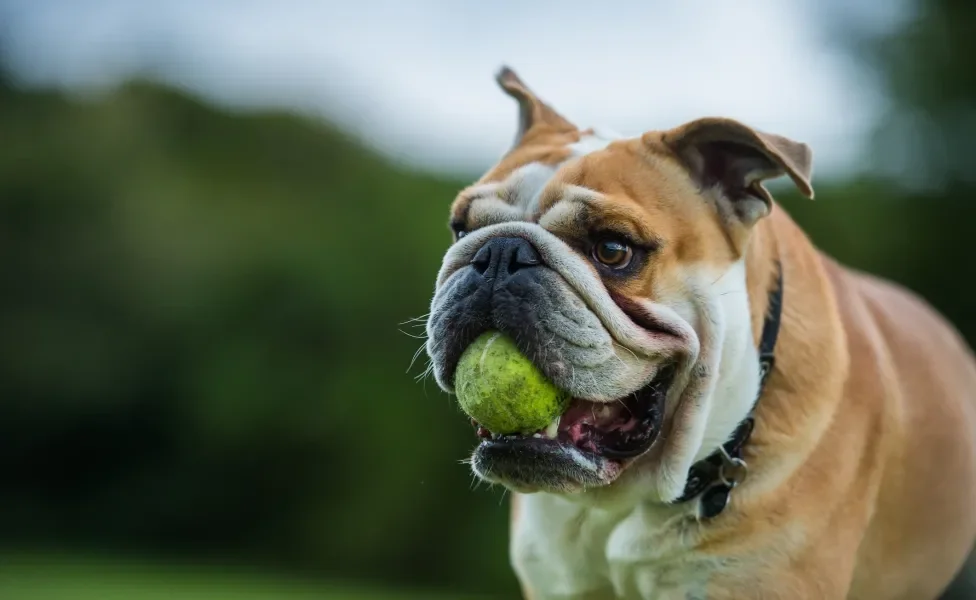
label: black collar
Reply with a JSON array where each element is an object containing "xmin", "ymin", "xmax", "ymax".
[{"xmin": 672, "ymin": 262, "xmax": 784, "ymax": 519}]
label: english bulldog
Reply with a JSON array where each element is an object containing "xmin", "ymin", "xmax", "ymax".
[{"xmin": 424, "ymin": 67, "xmax": 976, "ymax": 599}]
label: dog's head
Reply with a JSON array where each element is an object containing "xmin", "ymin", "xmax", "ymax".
[{"xmin": 425, "ymin": 68, "xmax": 813, "ymax": 503}]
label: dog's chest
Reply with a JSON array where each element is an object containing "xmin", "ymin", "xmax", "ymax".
[{"xmin": 511, "ymin": 494, "xmax": 716, "ymax": 599}]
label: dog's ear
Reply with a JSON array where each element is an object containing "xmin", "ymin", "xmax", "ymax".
[
  {"xmin": 496, "ymin": 66, "xmax": 577, "ymax": 146},
  {"xmin": 659, "ymin": 117, "xmax": 814, "ymax": 226}
]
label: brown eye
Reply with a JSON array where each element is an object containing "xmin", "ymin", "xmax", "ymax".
[{"xmin": 593, "ymin": 238, "xmax": 633, "ymax": 269}]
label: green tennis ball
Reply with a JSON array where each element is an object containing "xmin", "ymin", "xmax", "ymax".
[{"xmin": 454, "ymin": 331, "xmax": 570, "ymax": 434}]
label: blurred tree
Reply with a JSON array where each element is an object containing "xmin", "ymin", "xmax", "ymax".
[
  {"xmin": 861, "ymin": 0, "xmax": 976, "ymax": 189},
  {"xmin": 840, "ymin": 0, "xmax": 976, "ymax": 339},
  {"xmin": 0, "ymin": 80, "xmax": 515, "ymax": 596}
]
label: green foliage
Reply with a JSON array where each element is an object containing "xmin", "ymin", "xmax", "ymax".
[
  {"xmin": 0, "ymin": 81, "xmax": 515, "ymax": 594},
  {"xmin": 861, "ymin": 0, "xmax": 976, "ymax": 187},
  {"xmin": 0, "ymin": 554, "xmax": 494, "ymax": 599}
]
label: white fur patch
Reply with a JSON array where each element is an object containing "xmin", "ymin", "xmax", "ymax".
[
  {"xmin": 569, "ymin": 129, "xmax": 622, "ymax": 157},
  {"xmin": 513, "ymin": 491, "xmax": 717, "ymax": 599},
  {"xmin": 467, "ymin": 133, "xmax": 618, "ymax": 228},
  {"xmin": 466, "ymin": 196, "xmax": 525, "ymax": 227},
  {"xmin": 506, "ymin": 162, "xmax": 559, "ymax": 213},
  {"xmin": 628, "ymin": 260, "xmax": 760, "ymax": 503},
  {"xmin": 694, "ymin": 260, "xmax": 761, "ymax": 459},
  {"xmin": 511, "ymin": 494, "xmax": 619, "ymax": 597}
]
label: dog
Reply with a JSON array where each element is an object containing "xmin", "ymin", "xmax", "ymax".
[{"xmin": 424, "ymin": 67, "xmax": 976, "ymax": 599}]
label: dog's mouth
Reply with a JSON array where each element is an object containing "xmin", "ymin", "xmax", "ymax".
[{"xmin": 470, "ymin": 366, "xmax": 672, "ymax": 481}]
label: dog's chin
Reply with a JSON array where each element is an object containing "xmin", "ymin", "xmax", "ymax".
[{"xmin": 470, "ymin": 366, "xmax": 674, "ymax": 494}]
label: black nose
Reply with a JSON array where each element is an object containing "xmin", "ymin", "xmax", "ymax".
[{"xmin": 471, "ymin": 237, "xmax": 542, "ymax": 280}]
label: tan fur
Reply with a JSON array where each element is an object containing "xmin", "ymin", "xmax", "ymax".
[{"xmin": 465, "ymin": 68, "xmax": 976, "ymax": 599}]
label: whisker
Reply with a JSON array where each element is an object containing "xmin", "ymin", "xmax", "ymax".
[
  {"xmin": 414, "ymin": 361, "xmax": 435, "ymax": 382},
  {"xmin": 399, "ymin": 313, "xmax": 430, "ymax": 326},
  {"xmin": 469, "ymin": 471, "xmax": 481, "ymax": 492},
  {"xmin": 615, "ymin": 394, "xmax": 635, "ymax": 417},
  {"xmin": 420, "ymin": 362, "xmax": 436, "ymax": 396},
  {"xmin": 613, "ymin": 340, "xmax": 639, "ymax": 361},
  {"xmin": 407, "ymin": 343, "xmax": 428, "ymax": 374},
  {"xmin": 398, "ymin": 328, "xmax": 428, "ymax": 340}
]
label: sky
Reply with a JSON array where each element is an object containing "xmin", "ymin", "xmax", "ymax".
[{"xmin": 0, "ymin": 0, "xmax": 906, "ymax": 179}]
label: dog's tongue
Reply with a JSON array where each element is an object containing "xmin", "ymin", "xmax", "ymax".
[
  {"xmin": 558, "ymin": 399, "xmax": 640, "ymax": 445},
  {"xmin": 473, "ymin": 398, "xmax": 643, "ymax": 450}
]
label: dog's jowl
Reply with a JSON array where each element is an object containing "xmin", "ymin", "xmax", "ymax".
[{"xmin": 424, "ymin": 67, "xmax": 976, "ymax": 600}]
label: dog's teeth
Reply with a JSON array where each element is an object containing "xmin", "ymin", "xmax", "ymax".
[{"xmin": 545, "ymin": 416, "xmax": 560, "ymax": 439}]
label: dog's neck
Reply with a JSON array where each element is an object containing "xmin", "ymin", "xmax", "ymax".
[
  {"xmin": 634, "ymin": 202, "xmax": 846, "ymax": 514},
  {"xmin": 740, "ymin": 204, "xmax": 850, "ymax": 494}
]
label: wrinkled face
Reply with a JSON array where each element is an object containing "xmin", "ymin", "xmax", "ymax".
[{"xmin": 424, "ymin": 69, "xmax": 812, "ymax": 502}]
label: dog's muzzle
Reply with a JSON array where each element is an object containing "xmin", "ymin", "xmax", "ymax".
[{"xmin": 431, "ymin": 235, "xmax": 573, "ymax": 386}]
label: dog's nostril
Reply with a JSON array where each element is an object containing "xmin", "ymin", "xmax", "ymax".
[
  {"xmin": 471, "ymin": 244, "xmax": 492, "ymax": 275},
  {"xmin": 470, "ymin": 237, "xmax": 543, "ymax": 279},
  {"xmin": 511, "ymin": 242, "xmax": 541, "ymax": 271}
]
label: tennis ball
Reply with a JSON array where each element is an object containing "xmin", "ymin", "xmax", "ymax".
[{"xmin": 454, "ymin": 331, "xmax": 570, "ymax": 434}]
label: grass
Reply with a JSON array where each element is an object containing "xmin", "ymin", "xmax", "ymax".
[{"xmin": 0, "ymin": 554, "xmax": 487, "ymax": 600}]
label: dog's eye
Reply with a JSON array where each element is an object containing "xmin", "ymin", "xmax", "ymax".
[
  {"xmin": 593, "ymin": 239, "xmax": 633, "ymax": 269},
  {"xmin": 450, "ymin": 221, "xmax": 467, "ymax": 241}
]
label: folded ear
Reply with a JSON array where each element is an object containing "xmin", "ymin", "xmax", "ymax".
[
  {"xmin": 660, "ymin": 117, "xmax": 814, "ymax": 226},
  {"xmin": 495, "ymin": 66, "xmax": 577, "ymax": 146}
]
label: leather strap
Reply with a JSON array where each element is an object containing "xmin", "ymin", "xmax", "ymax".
[{"xmin": 673, "ymin": 262, "xmax": 783, "ymax": 519}]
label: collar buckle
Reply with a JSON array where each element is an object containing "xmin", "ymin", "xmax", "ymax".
[
  {"xmin": 695, "ymin": 437, "xmax": 750, "ymax": 521},
  {"xmin": 716, "ymin": 445, "xmax": 748, "ymax": 488}
]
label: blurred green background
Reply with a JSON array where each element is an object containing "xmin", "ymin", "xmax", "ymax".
[{"xmin": 1, "ymin": 0, "xmax": 975, "ymax": 598}]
